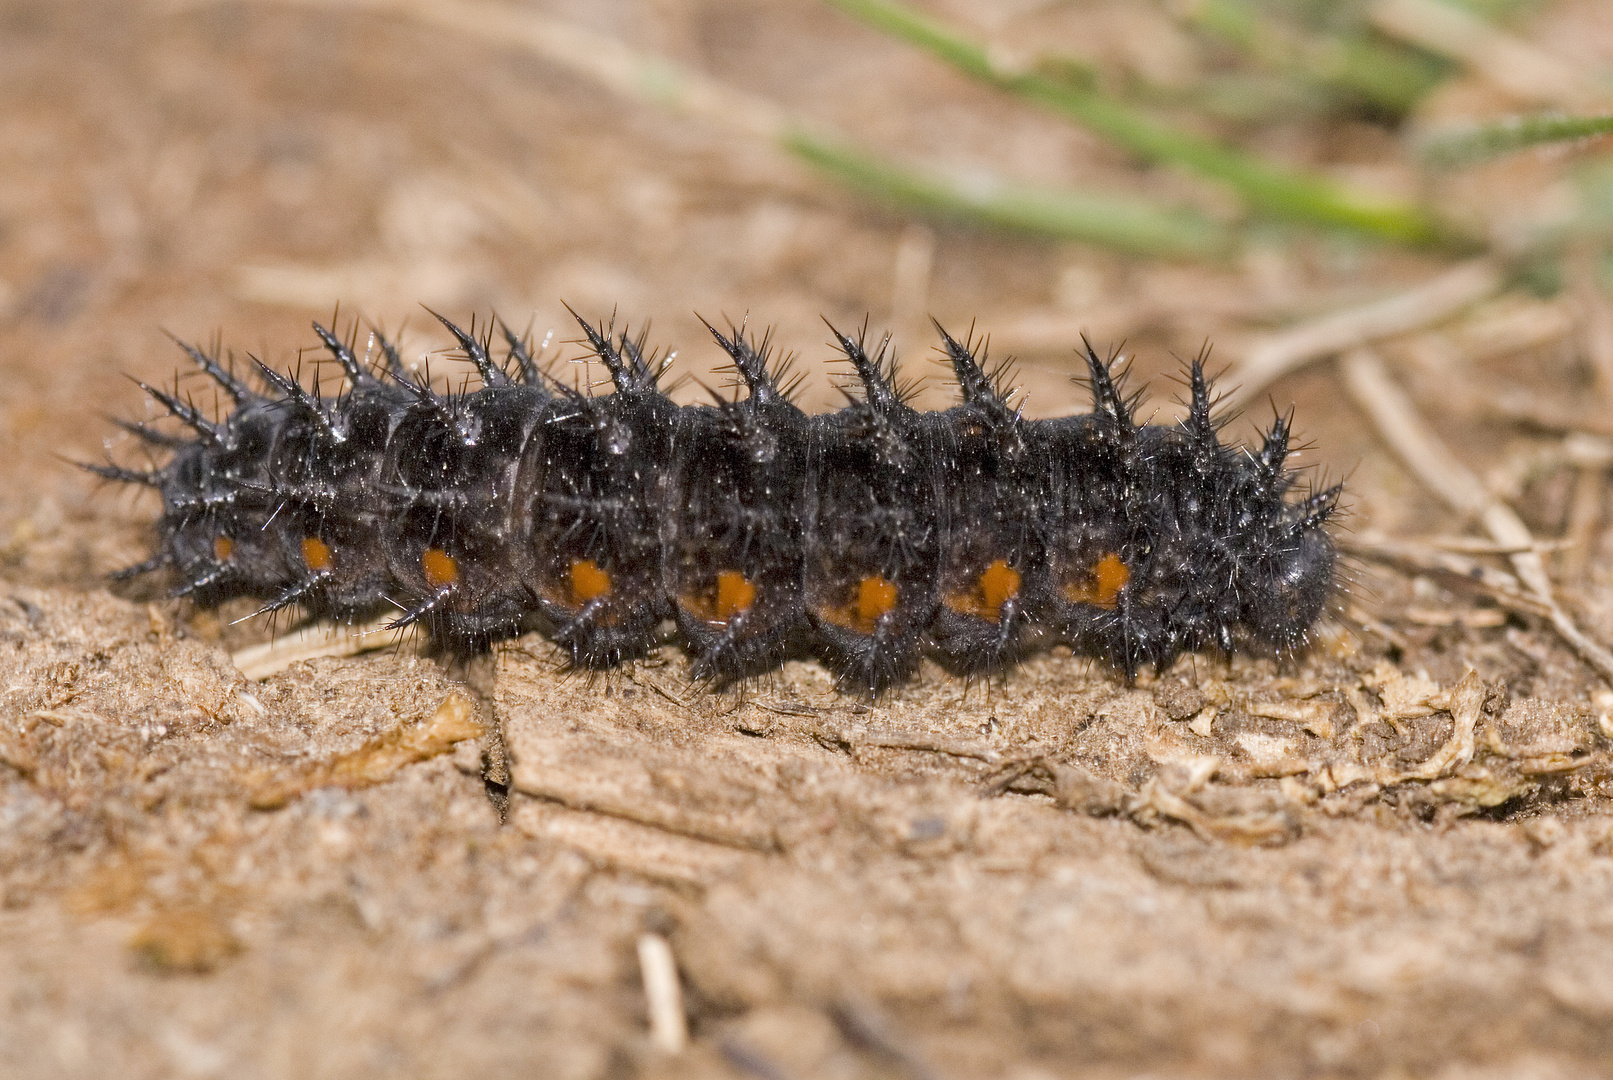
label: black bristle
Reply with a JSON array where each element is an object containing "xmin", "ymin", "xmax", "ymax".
[
  {"xmin": 112, "ymin": 417, "xmax": 189, "ymax": 449},
  {"xmin": 134, "ymin": 381, "xmax": 221, "ymax": 444},
  {"xmin": 431, "ymin": 310, "xmax": 510, "ymax": 388},
  {"xmin": 370, "ymin": 327, "xmax": 412, "ymax": 382},
  {"xmin": 826, "ymin": 319, "xmax": 901, "ymax": 415},
  {"xmin": 935, "ymin": 321, "xmax": 1013, "ymax": 418},
  {"xmin": 169, "ymin": 335, "xmax": 256, "ymax": 403},
  {"xmin": 1079, "ymin": 336, "xmax": 1134, "ymax": 429},
  {"xmin": 499, "ymin": 319, "xmax": 547, "ymax": 387},
  {"xmin": 82, "ymin": 461, "xmax": 162, "ymax": 487},
  {"xmin": 566, "ymin": 305, "xmax": 660, "ymax": 394},
  {"xmin": 312, "ymin": 321, "xmax": 379, "ymax": 388}
]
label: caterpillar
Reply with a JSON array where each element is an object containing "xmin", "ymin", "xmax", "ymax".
[{"xmin": 93, "ymin": 311, "xmax": 1341, "ymax": 697}]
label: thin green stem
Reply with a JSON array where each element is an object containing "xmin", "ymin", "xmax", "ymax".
[
  {"xmin": 825, "ymin": 0, "xmax": 1450, "ymax": 245},
  {"xmin": 784, "ymin": 129, "xmax": 1232, "ymax": 259},
  {"xmin": 1186, "ymin": 0, "xmax": 1446, "ymax": 113},
  {"xmin": 1422, "ymin": 112, "xmax": 1613, "ymax": 166}
]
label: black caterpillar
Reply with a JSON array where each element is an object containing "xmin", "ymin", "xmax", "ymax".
[{"xmin": 94, "ymin": 311, "xmax": 1340, "ymax": 696}]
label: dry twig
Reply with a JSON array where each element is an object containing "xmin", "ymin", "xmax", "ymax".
[
  {"xmin": 248, "ymin": 693, "xmax": 483, "ymax": 809},
  {"xmin": 1399, "ymin": 670, "xmax": 1485, "ymax": 781},
  {"xmin": 1341, "ymin": 348, "xmax": 1613, "ymax": 684},
  {"xmin": 1228, "ymin": 259, "xmax": 1503, "ymax": 409},
  {"xmin": 636, "ymin": 934, "xmax": 688, "ymax": 1055},
  {"xmin": 231, "ymin": 616, "xmax": 417, "ymax": 680},
  {"xmin": 855, "ymin": 729, "xmax": 1001, "ymax": 763}
]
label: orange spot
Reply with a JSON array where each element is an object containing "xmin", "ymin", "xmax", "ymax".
[
  {"xmin": 301, "ymin": 536, "xmax": 333, "ymax": 572},
  {"xmin": 944, "ymin": 559, "xmax": 1021, "ymax": 622},
  {"xmin": 816, "ymin": 574, "xmax": 899, "ymax": 635},
  {"xmin": 1063, "ymin": 552, "xmax": 1129, "ymax": 610},
  {"xmin": 979, "ymin": 560, "xmax": 1021, "ymax": 610},
  {"xmin": 857, "ymin": 576, "xmax": 898, "ymax": 626},
  {"xmin": 714, "ymin": 570, "xmax": 756, "ymax": 621},
  {"xmin": 422, "ymin": 548, "xmax": 459, "ymax": 589},
  {"xmin": 681, "ymin": 569, "xmax": 758, "ymax": 626},
  {"xmin": 213, "ymin": 536, "xmax": 233, "ymax": 563},
  {"xmin": 569, "ymin": 558, "xmax": 612, "ymax": 604}
]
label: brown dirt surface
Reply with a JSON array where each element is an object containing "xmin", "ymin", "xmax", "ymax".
[{"xmin": 7, "ymin": 1, "xmax": 1613, "ymax": 1077}]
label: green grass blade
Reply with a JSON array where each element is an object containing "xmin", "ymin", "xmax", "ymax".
[
  {"xmin": 1186, "ymin": 0, "xmax": 1446, "ymax": 113},
  {"xmin": 784, "ymin": 129, "xmax": 1233, "ymax": 259},
  {"xmin": 1421, "ymin": 113, "xmax": 1613, "ymax": 166},
  {"xmin": 825, "ymin": 0, "xmax": 1448, "ymax": 245}
]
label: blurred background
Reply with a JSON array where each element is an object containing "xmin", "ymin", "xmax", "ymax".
[
  {"xmin": 10, "ymin": 6, "xmax": 1613, "ymax": 1076},
  {"xmin": 3, "ymin": 0, "xmax": 1613, "ymax": 641}
]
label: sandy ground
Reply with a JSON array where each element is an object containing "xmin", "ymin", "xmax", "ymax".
[{"xmin": 7, "ymin": 1, "xmax": 1613, "ymax": 1077}]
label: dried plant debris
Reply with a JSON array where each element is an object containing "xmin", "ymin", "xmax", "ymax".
[
  {"xmin": 1, "ymin": 574, "xmax": 1613, "ymax": 1074},
  {"xmin": 246, "ymin": 692, "xmax": 482, "ymax": 810},
  {"xmin": 490, "ymin": 635, "xmax": 1609, "ymax": 854}
]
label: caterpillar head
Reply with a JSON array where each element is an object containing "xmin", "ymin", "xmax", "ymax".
[{"xmin": 1240, "ymin": 521, "xmax": 1337, "ymax": 650}]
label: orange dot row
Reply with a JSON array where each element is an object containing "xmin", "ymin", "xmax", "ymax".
[{"xmin": 208, "ymin": 533, "xmax": 1128, "ymax": 626}]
